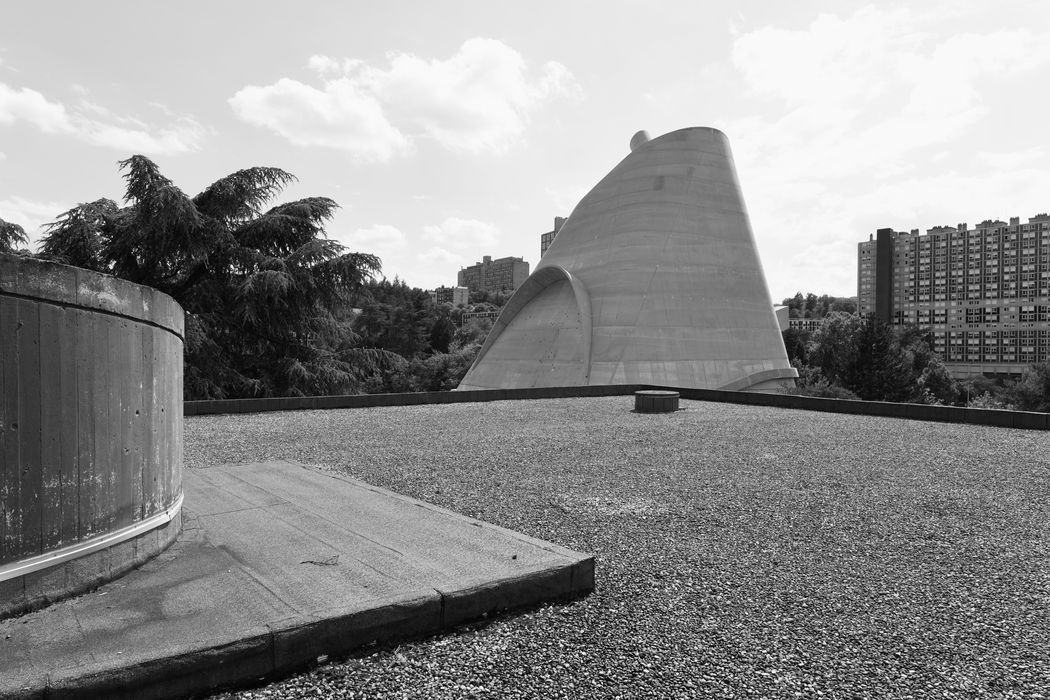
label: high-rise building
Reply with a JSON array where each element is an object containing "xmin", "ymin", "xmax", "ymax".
[
  {"xmin": 429, "ymin": 285, "xmax": 470, "ymax": 307},
  {"xmin": 540, "ymin": 217, "xmax": 567, "ymax": 258},
  {"xmin": 457, "ymin": 255, "xmax": 530, "ymax": 294},
  {"xmin": 858, "ymin": 213, "xmax": 1050, "ymax": 377}
]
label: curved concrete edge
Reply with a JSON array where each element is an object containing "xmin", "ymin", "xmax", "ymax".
[
  {"xmin": 463, "ymin": 127, "xmax": 791, "ymax": 392},
  {"xmin": 6, "ymin": 561, "xmax": 594, "ymax": 700},
  {"xmin": 461, "ymin": 264, "xmax": 593, "ymax": 389},
  {"xmin": 0, "ymin": 253, "xmax": 184, "ymax": 339},
  {"xmin": 717, "ymin": 367, "xmax": 799, "ymax": 393},
  {"xmin": 0, "ymin": 506, "xmax": 183, "ymax": 621}
]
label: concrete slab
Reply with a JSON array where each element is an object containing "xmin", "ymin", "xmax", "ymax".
[{"xmin": 0, "ymin": 460, "xmax": 594, "ymax": 700}]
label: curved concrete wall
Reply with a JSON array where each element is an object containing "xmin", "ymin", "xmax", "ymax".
[
  {"xmin": 0, "ymin": 254, "xmax": 184, "ymax": 617},
  {"xmin": 460, "ymin": 127, "xmax": 797, "ymax": 391}
]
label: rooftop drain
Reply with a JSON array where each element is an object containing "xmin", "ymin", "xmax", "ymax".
[{"xmin": 634, "ymin": 390, "xmax": 679, "ymax": 413}]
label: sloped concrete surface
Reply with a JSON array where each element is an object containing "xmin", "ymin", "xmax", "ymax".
[
  {"xmin": 0, "ymin": 460, "xmax": 594, "ymax": 699},
  {"xmin": 460, "ymin": 127, "xmax": 797, "ymax": 392}
]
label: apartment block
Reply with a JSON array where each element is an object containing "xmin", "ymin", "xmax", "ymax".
[
  {"xmin": 457, "ymin": 255, "xmax": 530, "ymax": 294},
  {"xmin": 540, "ymin": 216, "xmax": 567, "ymax": 258},
  {"xmin": 858, "ymin": 213, "xmax": 1050, "ymax": 377},
  {"xmin": 429, "ymin": 285, "xmax": 470, "ymax": 307}
]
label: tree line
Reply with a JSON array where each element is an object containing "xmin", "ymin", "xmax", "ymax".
[
  {"xmin": 0, "ymin": 156, "xmax": 490, "ymax": 400},
  {"xmin": 7, "ymin": 159, "xmax": 1049, "ymax": 411},
  {"xmin": 782, "ymin": 294, "xmax": 1050, "ymax": 411}
]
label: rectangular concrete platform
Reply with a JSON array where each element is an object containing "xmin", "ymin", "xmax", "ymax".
[{"xmin": 0, "ymin": 460, "xmax": 594, "ymax": 699}]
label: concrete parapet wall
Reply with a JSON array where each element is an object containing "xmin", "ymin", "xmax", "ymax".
[
  {"xmin": 0, "ymin": 254, "xmax": 184, "ymax": 618},
  {"xmin": 185, "ymin": 383, "xmax": 1048, "ymax": 431}
]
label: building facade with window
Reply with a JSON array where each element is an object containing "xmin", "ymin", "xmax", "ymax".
[
  {"xmin": 788, "ymin": 318, "xmax": 824, "ymax": 332},
  {"xmin": 858, "ymin": 213, "xmax": 1050, "ymax": 377},
  {"xmin": 429, "ymin": 285, "xmax": 470, "ymax": 307},
  {"xmin": 457, "ymin": 255, "xmax": 530, "ymax": 294},
  {"xmin": 540, "ymin": 216, "xmax": 567, "ymax": 258}
]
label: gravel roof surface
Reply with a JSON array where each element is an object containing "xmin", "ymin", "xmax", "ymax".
[{"xmin": 192, "ymin": 397, "xmax": 1050, "ymax": 699}]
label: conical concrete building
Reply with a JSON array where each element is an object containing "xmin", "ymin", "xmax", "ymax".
[{"xmin": 458, "ymin": 127, "xmax": 796, "ymax": 392}]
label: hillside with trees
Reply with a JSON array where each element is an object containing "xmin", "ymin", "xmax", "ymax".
[
  {"xmin": 783, "ymin": 297, "xmax": 1050, "ymax": 410},
  {"xmin": 351, "ymin": 279, "xmax": 494, "ymax": 393},
  {"xmin": 782, "ymin": 292, "xmax": 857, "ymax": 319},
  {"xmin": 33, "ymin": 156, "xmax": 387, "ymax": 400},
  {"xmin": 5, "ymin": 155, "xmax": 502, "ymax": 399}
]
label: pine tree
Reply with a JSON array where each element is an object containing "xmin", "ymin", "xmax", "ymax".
[
  {"xmin": 0, "ymin": 217, "xmax": 28, "ymax": 253},
  {"xmin": 39, "ymin": 155, "xmax": 386, "ymax": 399}
]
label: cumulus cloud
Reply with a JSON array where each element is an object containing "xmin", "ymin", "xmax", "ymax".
[
  {"xmin": 229, "ymin": 78, "xmax": 411, "ymax": 162},
  {"xmin": 720, "ymin": 6, "xmax": 1050, "ymax": 297},
  {"xmin": 417, "ymin": 246, "xmax": 466, "ymax": 268},
  {"xmin": 0, "ymin": 83, "xmax": 207, "ymax": 154},
  {"xmin": 229, "ymin": 38, "xmax": 580, "ymax": 161},
  {"xmin": 334, "ymin": 223, "xmax": 407, "ymax": 253},
  {"xmin": 422, "ymin": 217, "xmax": 500, "ymax": 250},
  {"xmin": 411, "ymin": 217, "xmax": 505, "ymax": 281},
  {"xmin": 0, "ymin": 83, "xmax": 70, "ymax": 133},
  {"xmin": 728, "ymin": 11, "xmax": 1050, "ymax": 182}
]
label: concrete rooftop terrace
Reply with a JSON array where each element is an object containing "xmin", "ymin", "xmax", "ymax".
[{"xmin": 190, "ymin": 396, "xmax": 1050, "ymax": 699}]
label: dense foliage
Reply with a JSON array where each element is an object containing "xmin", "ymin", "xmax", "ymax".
[
  {"xmin": 353, "ymin": 279, "xmax": 496, "ymax": 393},
  {"xmin": 37, "ymin": 156, "xmax": 385, "ymax": 399},
  {"xmin": 782, "ymin": 292, "xmax": 857, "ymax": 319},
  {"xmin": 0, "ymin": 217, "xmax": 28, "ymax": 253},
  {"xmin": 790, "ymin": 313, "xmax": 955, "ymax": 404},
  {"xmin": 785, "ymin": 310, "xmax": 1050, "ymax": 410}
]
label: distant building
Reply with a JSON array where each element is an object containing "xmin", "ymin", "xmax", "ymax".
[
  {"xmin": 858, "ymin": 213, "xmax": 1050, "ymax": 378},
  {"xmin": 457, "ymin": 255, "xmax": 530, "ymax": 294},
  {"xmin": 540, "ymin": 217, "xmax": 567, "ymax": 258},
  {"xmin": 460, "ymin": 309, "xmax": 500, "ymax": 326},
  {"xmin": 429, "ymin": 285, "xmax": 470, "ymax": 307},
  {"xmin": 774, "ymin": 305, "xmax": 790, "ymax": 332},
  {"xmin": 788, "ymin": 318, "xmax": 823, "ymax": 332}
]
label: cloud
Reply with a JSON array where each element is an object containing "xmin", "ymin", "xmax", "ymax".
[
  {"xmin": 229, "ymin": 78, "xmax": 411, "ymax": 162},
  {"xmin": 718, "ymin": 6, "xmax": 1050, "ymax": 297},
  {"xmin": 422, "ymin": 217, "xmax": 500, "ymax": 250},
  {"xmin": 229, "ymin": 38, "xmax": 580, "ymax": 161},
  {"xmin": 0, "ymin": 195, "xmax": 68, "ymax": 249},
  {"xmin": 417, "ymin": 246, "xmax": 466, "ymax": 268},
  {"xmin": 336, "ymin": 223, "xmax": 407, "ymax": 251},
  {"xmin": 326, "ymin": 217, "xmax": 505, "ymax": 288},
  {"xmin": 0, "ymin": 83, "xmax": 70, "ymax": 133},
  {"xmin": 0, "ymin": 83, "xmax": 207, "ymax": 154},
  {"xmin": 727, "ymin": 9, "xmax": 1050, "ymax": 182}
]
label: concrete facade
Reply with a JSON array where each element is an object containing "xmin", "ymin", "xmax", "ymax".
[
  {"xmin": 430, "ymin": 285, "xmax": 470, "ymax": 307},
  {"xmin": 0, "ymin": 254, "xmax": 184, "ymax": 617},
  {"xmin": 858, "ymin": 213, "xmax": 1050, "ymax": 377},
  {"xmin": 459, "ymin": 127, "xmax": 797, "ymax": 392}
]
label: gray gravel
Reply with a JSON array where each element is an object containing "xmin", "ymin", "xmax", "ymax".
[{"xmin": 192, "ymin": 397, "xmax": 1050, "ymax": 699}]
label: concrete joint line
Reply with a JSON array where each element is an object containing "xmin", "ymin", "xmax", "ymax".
[
  {"xmin": 0, "ymin": 492, "xmax": 184, "ymax": 583},
  {"xmin": 0, "ymin": 288, "xmax": 185, "ymax": 341}
]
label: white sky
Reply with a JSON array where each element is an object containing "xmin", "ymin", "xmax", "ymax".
[{"xmin": 2, "ymin": 1, "xmax": 1048, "ymax": 300}]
